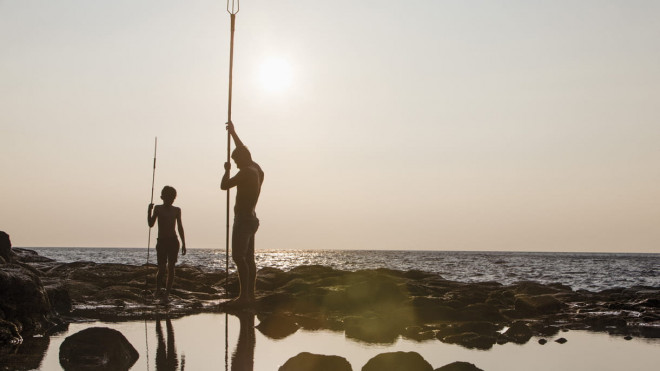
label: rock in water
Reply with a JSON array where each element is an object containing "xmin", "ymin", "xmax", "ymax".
[
  {"xmin": 435, "ymin": 361, "xmax": 484, "ymax": 371},
  {"xmin": 503, "ymin": 321, "xmax": 533, "ymax": 344},
  {"xmin": 362, "ymin": 351, "xmax": 433, "ymax": 371},
  {"xmin": 279, "ymin": 352, "xmax": 352, "ymax": 371},
  {"xmin": 0, "ymin": 231, "xmax": 11, "ymax": 262},
  {"xmin": 59, "ymin": 327, "xmax": 139, "ymax": 370},
  {"xmin": 0, "ymin": 265, "xmax": 54, "ymax": 341}
]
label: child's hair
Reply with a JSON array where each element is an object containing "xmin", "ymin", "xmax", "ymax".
[{"xmin": 161, "ymin": 186, "xmax": 177, "ymax": 201}]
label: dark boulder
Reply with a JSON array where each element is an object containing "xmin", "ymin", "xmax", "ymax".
[
  {"xmin": 256, "ymin": 313, "xmax": 299, "ymax": 339},
  {"xmin": 59, "ymin": 327, "xmax": 139, "ymax": 370},
  {"xmin": 435, "ymin": 361, "xmax": 484, "ymax": 371},
  {"xmin": 503, "ymin": 321, "xmax": 533, "ymax": 344},
  {"xmin": 362, "ymin": 351, "xmax": 433, "ymax": 371},
  {"xmin": 0, "ymin": 335, "xmax": 50, "ymax": 370},
  {"xmin": 0, "ymin": 231, "xmax": 11, "ymax": 263},
  {"xmin": 279, "ymin": 352, "xmax": 352, "ymax": 371},
  {"xmin": 0, "ymin": 264, "xmax": 54, "ymax": 342},
  {"xmin": 514, "ymin": 294, "xmax": 565, "ymax": 315},
  {"xmin": 440, "ymin": 332, "xmax": 497, "ymax": 350},
  {"xmin": 344, "ymin": 315, "xmax": 402, "ymax": 344}
]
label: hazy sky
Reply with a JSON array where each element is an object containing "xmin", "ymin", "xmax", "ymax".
[{"xmin": 1, "ymin": 0, "xmax": 659, "ymax": 252}]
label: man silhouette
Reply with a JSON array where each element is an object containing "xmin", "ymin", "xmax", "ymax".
[{"xmin": 221, "ymin": 121, "xmax": 264, "ymax": 306}]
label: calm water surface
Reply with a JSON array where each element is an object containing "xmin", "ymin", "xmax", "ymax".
[{"xmin": 17, "ymin": 313, "xmax": 660, "ymax": 371}]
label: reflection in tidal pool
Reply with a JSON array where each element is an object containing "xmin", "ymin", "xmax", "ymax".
[{"xmin": 27, "ymin": 313, "xmax": 660, "ymax": 370}]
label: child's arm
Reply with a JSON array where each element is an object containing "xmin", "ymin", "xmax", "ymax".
[
  {"xmin": 148, "ymin": 204, "xmax": 158, "ymax": 227},
  {"xmin": 177, "ymin": 208, "xmax": 186, "ymax": 255}
]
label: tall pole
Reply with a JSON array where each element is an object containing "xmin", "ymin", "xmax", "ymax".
[{"xmin": 226, "ymin": 0, "xmax": 239, "ymax": 295}]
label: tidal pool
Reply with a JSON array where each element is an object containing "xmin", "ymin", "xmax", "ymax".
[{"xmin": 8, "ymin": 312, "xmax": 660, "ymax": 370}]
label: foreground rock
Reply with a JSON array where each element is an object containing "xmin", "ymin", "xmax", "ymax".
[
  {"xmin": 0, "ymin": 237, "xmax": 64, "ymax": 347},
  {"xmin": 279, "ymin": 352, "xmax": 352, "ymax": 371},
  {"xmin": 435, "ymin": 361, "xmax": 484, "ymax": 371},
  {"xmin": 362, "ymin": 351, "xmax": 433, "ymax": 371},
  {"xmin": 59, "ymin": 327, "xmax": 139, "ymax": 370}
]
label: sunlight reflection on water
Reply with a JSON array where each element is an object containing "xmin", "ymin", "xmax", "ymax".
[{"xmin": 32, "ymin": 248, "xmax": 660, "ymax": 291}]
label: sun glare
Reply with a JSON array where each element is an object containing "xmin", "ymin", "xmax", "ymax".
[{"xmin": 259, "ymin": 57, "xmax": 292, "ymax": 92}]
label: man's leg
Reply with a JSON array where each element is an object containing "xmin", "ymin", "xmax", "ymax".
[
  {"xmin": 245, "ymin": 234, "xmax": 257, "ymax": 299},
  {"xmin": 232, "ymin": 230, "xmax": 251, "ymax": 302}
]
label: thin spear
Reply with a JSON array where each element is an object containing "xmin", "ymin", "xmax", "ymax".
[{"xmin": 145, "ymin": 137, "xmax": 157, "ymax": 295}]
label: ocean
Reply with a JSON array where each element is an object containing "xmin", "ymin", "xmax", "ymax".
[{"xmin": 31, "ymin": 248, "xmax": 659, "ymax": 292}]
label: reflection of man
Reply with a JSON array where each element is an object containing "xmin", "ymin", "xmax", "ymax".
[
  {"xmin": 156, "ymin": 317, "xmax": 184, "ymax": 371},
  {"xmin": 221, "ymin": 121, "xmax": 264, "ymax": 306},
  {"xmin": 231, "ymin": 312, "xmax": 256, "ymax": 371}
]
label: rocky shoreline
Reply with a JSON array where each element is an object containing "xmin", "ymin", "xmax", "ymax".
[
  {"xmin": 3, "ymin": 247, "xmax": 659, "ymax": 347},
  {"xmin": 1, "ymin": 246, "xmax": 659, "ymax": 361}
]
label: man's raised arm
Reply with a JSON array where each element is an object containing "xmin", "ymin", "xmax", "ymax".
[{"xmin": 226, "ymin": 121, "xmax": 245, "ymax": 148}]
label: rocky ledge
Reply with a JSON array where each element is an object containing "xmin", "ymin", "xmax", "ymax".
[{"xmin": 1, "ymin": 247, "xmax": 659, "ymax": 350}]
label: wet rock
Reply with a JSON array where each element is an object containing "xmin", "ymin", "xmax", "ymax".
[
  {"xmin": 514, "ymin": 294, "xmax": 565, "ymax": 315},
  {"xmin": 411, "ymin": 297, "xmax": 461, "ymax": 321},
  {"xmin": 538, "ymin": 338, "xmax": 547, "ymax": 345},
  {"xmin": 503, "ymin": 321, "xmax": 533, "ymax": 344},
  {"xmin": 0, "ymin": 334, "xmax": 50, "ymax": 370},
  {"xmin": 440, "ymin": 332, "xmax": 497, "ymax": 350},
  {"xmin": 555, "ymin": 337, "xmax": 568, "ymax": 344},
  {"xmin": 279, "ymin": 352, "xmax": 352, "ymax": 371},
  {"xmin": 0, "ymin": 231, "xmax": 11, "ymax": 263},
  {"xmin": 59, "ymin": 327, "xmax": 138, "ymax": 370},
  {"xmin": 362, "ymin": 351, "xmax": 433, "ymax": 371},
  {"xmin": 403, "ymin": 325, "xmax": 436, "ymax": 341},
  {"xmin": 344, "ymin": 315, "xmax": 402, "ymax": 344},
  {"xmin": 435, "ymin": 361, "xmax": 484, "ymax": 371},
  {"xmin": 0, "ymin": 264, "xmax": 55, "ymax": 343},
  {"xmin": 529, "ymin": 322, "xmax": 560, "ymax": 337},
  {"xmin": 45, "ymin": 284, "xmax": 72, "ymax": 315},
  {"xmin": 624, "ymin": 335, "xmax": 633, "ymax": 340},
  {"xmin": 256, "ymin": 313, "xmax": 299, "ymax": 339},
  {"xmin": 436, "ymin": 321, "xmax": 500, "ymax": 337}
]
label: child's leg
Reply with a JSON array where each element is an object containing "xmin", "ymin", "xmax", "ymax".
[
  {"xmin": 165, "ymin": 261, "xmax": 175, "ymax": 294},
  {"xmin": 156, "ymin": 262, "xmax": 166, "ymax": 293}
]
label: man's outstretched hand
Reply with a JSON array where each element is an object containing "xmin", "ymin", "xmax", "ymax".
[
  {"xmin": 226, "ymin": 121, "xmax": 235, "ymax": 135},
  {"xmin": 224, "ymin": 162, "xmax": 231, "ymax": 171}
]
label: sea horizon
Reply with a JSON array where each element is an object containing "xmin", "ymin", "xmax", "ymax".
[{"xmin": 18, "ymin": 245, "xmax": 660, "ymax": 255}]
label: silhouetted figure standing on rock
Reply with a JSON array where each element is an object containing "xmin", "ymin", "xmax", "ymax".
[
  {"xmin": 148, "ymin": 186, "xmax": 186, "ymax": 303},
  {"xmin": 221, "ymin": 121, "xmax": 264, "ymax": 306}
]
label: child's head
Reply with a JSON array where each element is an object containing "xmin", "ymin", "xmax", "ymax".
[{"xmin": 161, "ymin": 186, "xmax": 177, "ymax": 205}]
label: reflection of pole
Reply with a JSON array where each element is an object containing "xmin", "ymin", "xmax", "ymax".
[
  {"xmin": 144, "ymin": 320, "xmax": 150, "ymax": 371},
  {"xmin": 225, "ymin": 0, "xmax": 240, "ymax": 297},
  {"xmin": 225, "ymin": 313, "xmax": 229, "ymax": 371}
]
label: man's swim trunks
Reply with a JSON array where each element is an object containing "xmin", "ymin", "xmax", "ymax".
[
  {"xmin": 232, "ymin": 217, "xmax": 259, "ymax": 258},
  {"xmin": 156, "ymin": 236, "xmax": 180, "ymax": 265}
]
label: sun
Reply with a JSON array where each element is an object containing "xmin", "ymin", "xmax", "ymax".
[{"xmin": 259, "ymin": 57, "xmax": 292, "ymax": 92}]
